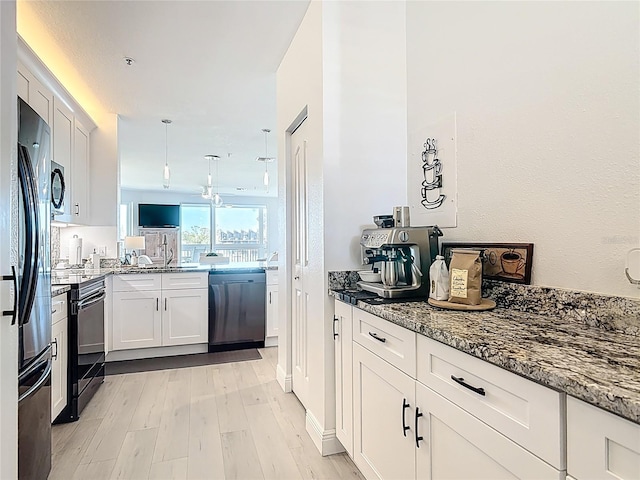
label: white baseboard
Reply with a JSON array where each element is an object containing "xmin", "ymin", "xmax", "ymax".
[
  {"xmin": 265, "ymin": 336, "xmax": 278, "ymax": 347},
  {"xmin": 305, "ymin": 410, "xmax": 345, "ymax": 456},
  {"xmin": 106, "ymin": 343, "xmax": 208, "ymax": 362},
  {"xmin": 276, "ymin": 364, "xmax": 292, "ymax": 392}
]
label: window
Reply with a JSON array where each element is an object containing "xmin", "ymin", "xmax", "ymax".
[
  {"xmin": 213, "ymin": 205, "xmax": 267, "ymax": 262},
  {"xmin": 180, "ymin": 203, "xmax": 268, "ymax": 264},
  {"xmin": 181, "ymin": 204, "xmax": 211, "ymax": 263}
]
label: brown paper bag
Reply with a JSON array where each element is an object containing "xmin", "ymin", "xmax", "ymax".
[{"xmin": 448, "ymin": 249, "xmax": 482, "ymax": 305}]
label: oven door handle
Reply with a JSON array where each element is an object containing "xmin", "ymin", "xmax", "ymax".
[{"xmin": 77, "ymin": 291, "xmax": 106, "ymax": 310}]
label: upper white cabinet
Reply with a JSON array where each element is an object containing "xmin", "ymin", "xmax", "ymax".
[
  {"xmin": 72, "ymin": 119, "xmax": 90, "ymax": 224},
  {"xmin": 17, "ymin": 62, "xmax": 54, "ymax": 125},
  {"xmin": 52, "ymin": 97, "xmax": 74, "ymax": 222},
  {"xmin": 18, "ymin": 38, "xmax": 96, "ymax": 225},
  {"xmin": 567, "ymin": 396, "xmax": 640, "ymax": 480}
]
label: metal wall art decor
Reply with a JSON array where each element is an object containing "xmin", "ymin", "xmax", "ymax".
[
  {"xmin": 408, "ymin": 113, "xmax": 457, "ymax": 228},
  {"xmin": 421, "ymin": 138, "xmax": 445, "ymax": 209},
  {"xmin": 441, "ymin": 242, "xmax": 534, "ymax": 285}
]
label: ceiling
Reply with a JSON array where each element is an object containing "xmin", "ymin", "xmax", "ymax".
[{"xmin": 18, "ymin": 0, "xmax": 311, "ymax": 197}]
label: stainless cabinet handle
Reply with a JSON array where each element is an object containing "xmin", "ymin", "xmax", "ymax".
[
  {"xmin": 294, "ymin": 276, "xmax": 299, "ymax": 280},
  {"xmin": 164, "ymin": 298, "xmax": 167, "ymax": 311},
  {"xmin": 75, "ymin": 203, "xmax": 79, "ymax": 215},
  {"xmin": 156, "ymin": 298, "xmax": 159, "ymax": 311},
  {"xmin": 369, "ymin": 331, "xmax": 386, "ymax": 343},
  {"xmin": 2, "ymin": 266, "xmax": 18, "ymax": 324},
  {"xmin": 333, "ymin": 316, "xmax": 339, "ymax": 339},
  {"xmin": 269, "ymin": 292, "xmax": 272, "ymax": 304}
]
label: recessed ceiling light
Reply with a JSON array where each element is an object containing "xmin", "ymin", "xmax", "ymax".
[{"xmin": 123, "ymin": 57, "xmax": 135, "ymax": 66}]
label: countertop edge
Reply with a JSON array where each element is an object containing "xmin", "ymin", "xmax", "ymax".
[{"xmin": 333, "ymin": 293, "xmax": 640, "ymax": 425}]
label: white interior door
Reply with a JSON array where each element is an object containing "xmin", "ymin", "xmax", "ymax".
[
  {"xmin": 0, "ymin": 3, "xmax": 18, "ymax": 477},
  {"xmin": 291, "ymin": 118, "xmax": 310, "ymax": 407}
]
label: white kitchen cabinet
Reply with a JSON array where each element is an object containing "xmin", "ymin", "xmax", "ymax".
[
  {"xmin": 52, "ymin": 96, "xmax": 74, "ymax": 222},
  {"xmin": 17, "ymin": 62, "xmax": 53, "ymax": 125},
  {"xmin": 334, "ymin": 300, "xmax": 353, "ymax": 457},
  {"xmin": 416, "ymin": 335, "xmax": 564, "ymax": 470},
  {"xmin": 72, "ymin": 118, "xmax": 90, "ymax": 224},
  {"xmin": 112, "ymin": 290, "xmax": 163, "ymax": 350},
  {"xmin": 567, "ymin": 396, "xmax": 640, "ymax": 480},
  {"xmin": 51, "ymin": 294, "xmax": 68, "ymax": 421},
  {"xmin": 111, "ymin": 273, "xmax": 209, "ymax": 351},
  {"xmin": 266, "ymin": 269, "xmax": 279, "ymax": 345},
  {"xmin": 161, "ymin": 288, "xmax": 208, "ymax": 346},
  {"xmin": 415, "ymin": 382, "xmax": 562, "ymax": 480},
  {"xmin": 353, "ymin": 342, "xmax": 416, "ymax": 480}
]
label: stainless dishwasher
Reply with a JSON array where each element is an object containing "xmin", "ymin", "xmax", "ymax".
[{"xmin": 208, "ymin": 270, "xmax": 266, "ymax": 351}]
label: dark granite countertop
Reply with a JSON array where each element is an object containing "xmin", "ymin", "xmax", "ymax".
[
  {"xmin": 334, "ymin": 292, "xmax": 640, "ymax": 425},
  {"xmin": 51, "ymin": 285, "xmax": 71, "ymax": 297}
]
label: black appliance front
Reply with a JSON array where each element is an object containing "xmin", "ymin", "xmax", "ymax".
[
  {"xmin": 18, "ymin": 347, "xmax": 51, "ymax": 480},
  {"xmin": 208, "ymin": 271, "xmax": 266, "ymax": 351},
  {"xmin": 57, "ymin": 279, "xmax": 105, "ymax": 423}
]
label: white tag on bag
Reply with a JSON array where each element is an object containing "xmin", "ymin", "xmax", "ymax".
[{"xmin": 429, "ymin": 255, "xmax": 450, "ymax": 301}]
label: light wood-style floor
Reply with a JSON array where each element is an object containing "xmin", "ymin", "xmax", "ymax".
[{"xmin": 49, "ymin": 347, "xmax": 365, "ymax": 480}]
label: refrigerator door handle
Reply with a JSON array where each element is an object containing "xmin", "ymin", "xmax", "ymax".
[
  {"xmin": 1, "ymin": 265, "xmax": 18, "ymax": 324},
  {"xmin": 18, "ymin": 357, "xmax": 51, "ymax": 403},
  {"xmin": 17, "ymin": 145, "xmax": 40, "ymax": 327}
]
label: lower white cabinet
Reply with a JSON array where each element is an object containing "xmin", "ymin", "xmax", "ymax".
[
  {"xmin": 266, "ymin": 270, "xmax": 279, "ymax": 343},
  {"xmin": 111, "ymin": 273, "xmax": 209, "ymax": 351},
  {"xmin": 343, "ymin": 300, "xmax": 566, "ymax": 480},
  {"xmin": 112, "ymin": 290, "xmax": 162, "ymax": 350},
  {"xmin": 51, "ymin": 297, "xmax": 68, "ymax": 421},
  {"xmin": 415, "ymin": 382, "xmax": 562, "ymax": 480},
  {"xmin": 334, "ymin": 300, "xmax": 354, "ymax": 456},
  {"xmin": 353, "ymin": 342, "xmax": 416, "ymax": 480},
  {"xmin": 162, "ymin": 289, "xmax": 208, "ymax": 346},
  {"xmin": 567, "ymin": 396, "xmax": 640, "ymax": 480}
]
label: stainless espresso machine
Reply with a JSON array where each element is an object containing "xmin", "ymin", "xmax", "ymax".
[{"xmin": 358, "ymin": 226, "xmax": 442, "ymax": 298}]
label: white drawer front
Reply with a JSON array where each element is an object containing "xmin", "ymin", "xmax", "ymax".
[
  {"xmin": 161, "ymin": 272, "xmax": 208, "ymax": 290},
  {"xmin": 51, "ymin": 294, "xmax": 67, "ymax": 325},
  {"xmin": 567, "ymin": 396, "xmax": 640, "ymax": 480},
  {"xmin": 353, "ymin": 308, "xmax": 416, "ymax": 377},
  {"xmin": 417, "ymin": 335, "xmax": 565, "ymax": 470},
  {"xmin": 266, "ymin": 269, "xmax": 278, "ymax": 286},
  {"xmin": 112, "ymin": 274, "xmax": 162, "ymax": 292}
]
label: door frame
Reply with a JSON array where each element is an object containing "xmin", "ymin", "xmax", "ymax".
[{"xmin": 276, "ymin": 106, "xmax": 307, "ymax": 393}]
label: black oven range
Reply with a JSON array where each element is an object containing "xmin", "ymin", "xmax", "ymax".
[{"xmin": 54, "ymin": 275, "xmax": 106, "ymax": 423}]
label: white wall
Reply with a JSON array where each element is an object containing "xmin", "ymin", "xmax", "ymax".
[
  {"xmin": 407, "ymin": 1, "xmax": 640, "ymax": 298},
  {"xmin": 277, "ymin": 0, "xmax": 407, "ymax": 453},
  {"xmin": 59, "ymin": 226, "xmax": 118, "ymax": 260},
  {"xmin": 322, "ymin": 1, "xmax": 407, "ymax": 270}
]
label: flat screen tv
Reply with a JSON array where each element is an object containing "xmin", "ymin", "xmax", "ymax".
[{"xmin": 138, "ymin": 204, "xmax": 180, "ymax": 228}]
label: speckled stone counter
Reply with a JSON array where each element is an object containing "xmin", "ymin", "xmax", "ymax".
[
  {"xmin": 345, "ymin": 298, "xmax": 640, "ymax": 424},
  {"xmin": 51, "ymin": 285, "xmax": 70, "ymax": 297}
]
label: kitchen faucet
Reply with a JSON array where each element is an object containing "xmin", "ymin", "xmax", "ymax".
[{"xmin": 161, "ymin": 234, "xmax": 174, "ymax": 267}]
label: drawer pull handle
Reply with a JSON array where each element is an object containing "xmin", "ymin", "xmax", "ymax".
[
  {"xmin": 52, "ymin": 338, "xmax": 58, "ymax": 360},
  {"xmin": 415, "ymin": 407, "xmax": 423, "ymax": 448},
  {"xmin": 402, "ymin": 398, "xmax": 410, "ymax": 437},
  {"xmin": 451, "ymin": 375, "xmax": 486, "ymax": 396},
  {"xmin": 333, "ymin": 316, "xmax": 339, "ymax": 339},
  {"xmin": 368, "ymin": 332, "xmax": 386, "ymax": 343}
]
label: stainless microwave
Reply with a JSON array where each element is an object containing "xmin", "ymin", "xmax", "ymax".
[{"xmin": 51, "ymin": 160, "xmax": 65, "ymax": 215}]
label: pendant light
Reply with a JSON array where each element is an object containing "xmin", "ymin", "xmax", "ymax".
[
  {"xmin": 256, "ymin": 128, "xmax": 274, "ymax": 192},
  {"xmin": 204, "ymin": 154, "xmax": 223, "ymax": 206},
  {"xmin": 161, "ymin": 119, "xmax": 172, "ymax": 189}
]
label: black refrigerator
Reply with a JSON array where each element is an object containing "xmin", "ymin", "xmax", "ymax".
[{"xmin": 17, "ymin": 97, "xmax": 52, "ymax": 480}]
